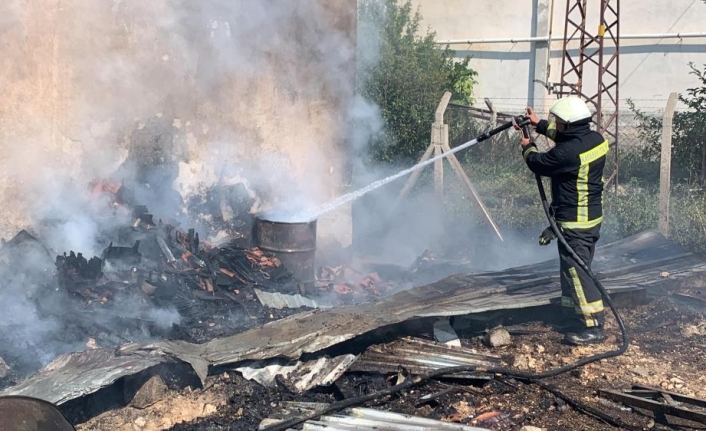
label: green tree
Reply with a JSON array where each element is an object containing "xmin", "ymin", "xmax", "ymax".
[
  {"xmin": 357, "ymin": 0, "xmax": 477, "ymax": 165},
  {"xmin": 627, "ymin": 62, "xmax": 706, "ymax": 185}
]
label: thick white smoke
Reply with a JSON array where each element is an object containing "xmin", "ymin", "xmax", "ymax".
[
  {"xmin": 0, "ymin": 0, "xmax": 367, "ymax": 373},
  {"xmin": 0, "ymin": 0, "xmax": 555, "ymax": 379},
  {"xmin": 0, "ymin": 0, "xmax": 362, "ymax": 239}
]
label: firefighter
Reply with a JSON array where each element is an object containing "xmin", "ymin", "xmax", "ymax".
[{"xmin": 519, "ymin": 96, "xmax": 608, "ymax": 345}]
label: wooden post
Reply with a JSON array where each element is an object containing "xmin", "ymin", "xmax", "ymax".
[
  {"xmin": 433, "ymin": 125, "xmax": 444, "ymax": 196},
  {"xmin": 433, "ymin": 92, "xmax": 452, "ymax": 197},
  {"xmin": 399, "ymin": 92, "xmax": 452, "ymax": 199},
  {"xmin": 396, "ymin": 91, "xmax": 503, "ymax": 241},
  {"xmin": 435, "ymin": 92, "xmax": 453, "ymax": 128},
  {"xmin": 484, "ymin": 99, "xmax": 498, "ymax": 131},
  {"xmin": 485, "ymin": 98, "xmax": 498, "ymax": 163},
  {"xmin": 659, "ymin": 92, "xmax": 678, "ymax": 238}
]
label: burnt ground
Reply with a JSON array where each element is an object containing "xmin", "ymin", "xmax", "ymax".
[{"xmin": 70, "ymin": 290, "xmax": 706, "ymax": 431}]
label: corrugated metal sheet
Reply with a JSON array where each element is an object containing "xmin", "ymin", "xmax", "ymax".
[
  {"xmin": 236, "ymin": 354, "xmax": 358, "ymax": 393},
  {"xmin": 349, "ymin": 337, "xmax": 499, "ymax": 378},
  {"xmin": 4, "ymin": 231, "xmax": 705, "ymax": 405},
  {"xmin": 254, "ymin": 288, "xmax": 333, "ymax": 310},
  {"xmin": 260, "ymin": 405, "xmax": 492, "ymax": 431}
]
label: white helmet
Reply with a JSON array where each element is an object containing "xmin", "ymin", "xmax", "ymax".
[{"xmin": 549, "ymin": 96, "xmax": 592, "ymax": 124}]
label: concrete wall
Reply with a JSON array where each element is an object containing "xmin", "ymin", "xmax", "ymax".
[
  {"xmin": 0, "ymin": 0, "xmax": 357, "ymax": 246},
  {"xmin": 410, "ymin": 0, "xmax": 706, "ymax": 114}
]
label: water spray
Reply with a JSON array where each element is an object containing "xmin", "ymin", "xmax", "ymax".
[
  {"xmin": 263, "ymin": 116, "xmax": 631, "ymax": 431},
  {"xmin": 298, "ymin": 117, "xmax": 530, "ymax": 221}
]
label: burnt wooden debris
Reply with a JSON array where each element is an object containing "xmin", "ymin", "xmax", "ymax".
[
  {"xmin": 48, "ymin": 205, "xmax": 399, "ymax": 318},
  {"xmin": 0, "ymin": 199, "xmax": 408, "ymax": 388},
  {"xmin": 599, "ymin": 385, "xmax": 706, "ymax": 425},
  {"xmin": 49, "ymin": 207, "xmax": 303, "ymax": 344}
]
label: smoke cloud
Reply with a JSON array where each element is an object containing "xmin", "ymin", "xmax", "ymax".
[
  {"xmin": 0, "ymin": 0, "xmax": 558, "ymax": 379},
  {"xmin": 1, "ymin": 0, "xmax": 361, "ymax": 233},
  {"xmin": 0, "ymin": 0, "xmax": 364, "ymax": 374},
  {"xmin": 347, "ymin": 1, "xmax": 557, "ymax": 272}
]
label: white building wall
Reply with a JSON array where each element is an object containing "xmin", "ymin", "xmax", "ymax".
[
  {"xmin": 0, "ymin": 0, "xmax": 357, "ymax": 246},
  {"xmin": 411, "ymin": 0, "xmax": 706, "ymax": 115}
]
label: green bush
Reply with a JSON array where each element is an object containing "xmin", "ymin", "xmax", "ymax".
[
  {"xmin": 357, "ymin": 0, "xmax": 477, "ymax": 165},
  {"xmin": 627, "ymin": 62, "xmax": 706, "ymax": 185},
  {"xmin": 671, "ymin": 189, "xmax": 706, "ymax": 253},
  {"xmin": 600, "ymin": 180, "xmax": 659, "ymax": 243}
]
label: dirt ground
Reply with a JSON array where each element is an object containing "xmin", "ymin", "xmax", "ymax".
[{"xmin": 72, "ymin": 293, "xmax": 706, "ymax": 431}]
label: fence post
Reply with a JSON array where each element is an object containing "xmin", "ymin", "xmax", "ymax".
[
  {"xmin": 432, "ymin": 92, "xmax": 452, "ymax": 197},
  {"xmin": 484, "ymin": 99, "xmax": 498, "ymax": 163},
  {"xmin": 398, "ymin": 92, "xmax": 451, "ymax": 200},
  {"xmin": 484, "ymin": 98, "xmax": 498, "ymax": 130},
  {"xmin": 659, "ymin": 92, "xmax": 678, "ymax": 238}
]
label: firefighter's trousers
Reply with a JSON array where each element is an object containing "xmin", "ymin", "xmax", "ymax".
[{"xmin": 558, "ymin": 224, "xmax": 605, "ymax": 328}]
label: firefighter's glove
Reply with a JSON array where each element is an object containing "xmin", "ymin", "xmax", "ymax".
[{"xmin": 539, "ymin": 227, "xmax": 556, "ymax": 246}]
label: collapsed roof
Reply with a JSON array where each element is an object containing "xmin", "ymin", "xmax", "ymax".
[{"xmin": 2, "ymin": 230, "xmax": 704, "ymax": 406}]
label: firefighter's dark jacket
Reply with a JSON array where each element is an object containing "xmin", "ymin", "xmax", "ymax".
[{"xmin": 522, "ymin": 119, "xmax": 608, "ymax": 229}]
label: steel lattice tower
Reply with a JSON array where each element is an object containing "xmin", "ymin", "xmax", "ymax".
[{"xmin": 556, "ymin": 0, "xmax": 620, "ymax": 187}]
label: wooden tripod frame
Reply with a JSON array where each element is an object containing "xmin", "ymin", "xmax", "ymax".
[{"xmin": 398, "ymin": 92, "xmax": 504, "ymax": 242}]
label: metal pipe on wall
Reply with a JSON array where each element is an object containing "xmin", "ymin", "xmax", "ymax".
[
  {"xmin": 528, "ymin": 0, "xmax": 554, "ymax": 106},
  {"xmin": 437, "ymin": 32, "xmax": 706, "ymax": 45}
]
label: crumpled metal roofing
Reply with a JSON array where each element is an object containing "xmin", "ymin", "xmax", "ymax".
[
  {"xmin": 236, "ymin": 354, "xmax": 358, "ymax": 393},
  {"xmin": 0, "ymin": 348, "xmax": 167, "ymax": 406},
  {"xmin": 3, "ymin": 231, "xmax": 704, "ymax": 405}
]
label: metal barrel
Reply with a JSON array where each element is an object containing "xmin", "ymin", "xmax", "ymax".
[
  {"xmin": 0, "ymin": 396, "xmax": 76, "ymax": 431},
  {"xmin": 251, "ymin": 215, "xmax": 317, "ymax": 289}
]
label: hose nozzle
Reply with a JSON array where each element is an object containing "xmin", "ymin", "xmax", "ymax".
[{"xmin": 513, "ymin": 116, "xmax": 532, "ymax": 139}]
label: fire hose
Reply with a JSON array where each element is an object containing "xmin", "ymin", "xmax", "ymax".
[
  {"xmin": 262, "ymin": 117, "xmax": 630, "ymax": 431},
  {"xmin": 520, "ymin": 119, "xmax": 631, "ymax": 373}
]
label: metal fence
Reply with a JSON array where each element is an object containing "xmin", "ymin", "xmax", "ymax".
[{"xmin": 444, "ymin": 102, "xmax": 676, "ymax": 188}]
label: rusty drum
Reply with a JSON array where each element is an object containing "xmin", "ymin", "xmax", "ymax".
[{"xmin": 251, "ymin": 214, "xmax": 317, "ymax": 288}]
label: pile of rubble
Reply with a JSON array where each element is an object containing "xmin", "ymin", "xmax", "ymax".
[
  {"xmin": 0, "ymin": 221, "xmax": 304, "ymax": 382},
  {"xmin": 0, "ymin": 182, "xmax": 416, "ymax": 386},
  {"xmin": 50, "ymin": 204, "xmax": 407, "ymax": 318},
  {"xmin": 62, "ymin": 289, "xmax": 706, "ymax": 431},
  {"xmin": 0, "ymin": 230, "xmax": 701, "ymax": 431}
]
